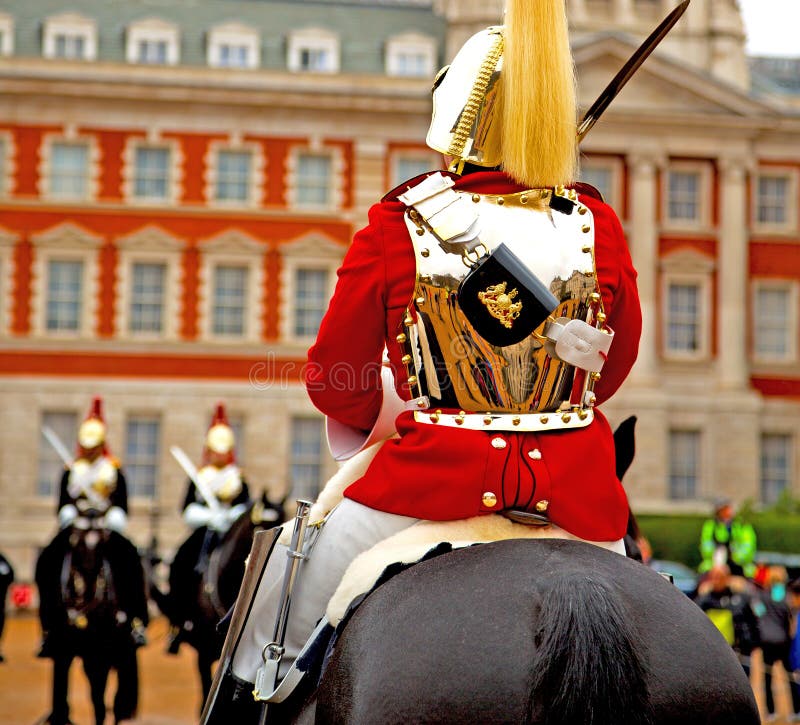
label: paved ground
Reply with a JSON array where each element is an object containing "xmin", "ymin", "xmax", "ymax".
[
  {"xmin": 0, "ymin": 613, "xmax": 796, "ymax": 724},
  {"xmin": 0, "ymin": 615, "xmax": 201, "ymax": 725}
]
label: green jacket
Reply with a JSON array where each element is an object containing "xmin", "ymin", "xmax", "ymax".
[{"xmin": 699, "ymin": 518, "xmax": 757, "ymax": 577}]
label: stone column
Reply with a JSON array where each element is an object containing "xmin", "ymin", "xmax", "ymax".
[
  {"xmin": 626, "ymin": 151, "xmax": 663, "ymax": 385},
  {"xmin": 717, "ymin": 156, "xmax": 750, "ymax": 389},
  {"xmin": 613, "ymin": 0, "xmax": 635, "ymax": 24}
]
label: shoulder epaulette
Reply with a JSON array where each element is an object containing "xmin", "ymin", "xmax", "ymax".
[{"xmin": 382, "ymin": 171, "xmax": 460, "ymax": 203}]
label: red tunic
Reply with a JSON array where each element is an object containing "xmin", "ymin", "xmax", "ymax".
[{"xmin": 306, "ymin": 171, "xmax": 642, "ymax": 542}]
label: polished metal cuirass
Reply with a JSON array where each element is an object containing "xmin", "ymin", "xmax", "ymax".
[{"xmin": 397, "ymin": 178, "xmax": 607, "ymax": 431}]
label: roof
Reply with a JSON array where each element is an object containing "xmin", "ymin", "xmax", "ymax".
[{"xmin": 4, "ymin": 0, "xmax": 445, "ymax": 73}]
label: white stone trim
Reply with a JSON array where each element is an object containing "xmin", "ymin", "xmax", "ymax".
[
  {"xmin": 0, "ymin": 226, "xmax": 18, "ymax": 336},
  {"xmin": 42, "ymin": 13, "xmax": 97, "ymax": 61},
  {"xmin": 0, "ymin": 129, "xmax": 12, "ymax": 197},
  {"xmin": 205, "ymin": 140, "xmax": 265, "ymax": 209},
  {"xmin": 751, "ymin": 279, "xmax": 798, "ymax": 365},
  {"xmin": 287, "ymin": 28, "xmax": 340, "ymax": 74},
  {"xmin": 662, "ymin": 160, "xmax": 713, "ymax": 232},
  {"xmin": 38, "ymin": 133, "xmax": 99, "ymax": 202},
  {"xmin": 207, "ymin": 22, "xmax": 260, "ymax": 69},
  {"xmin": 660, "ymin": 249, "xmax": 715, "ymax": 362},
  {"xmin": 385, "ymin": 32, "xmax": 437, "ymax": 78},
  {"xmin": 279, "ymin": 233, "xmax": 343, "ymax": 344},
  {"xmin": 123, "ymin": 137, "xmax": 181, "ymax": 206},
  {"xmin": 286, "ymin": 145, "xmax": 344, "ymax": 212},
  {"xmin": 30, "ymin": 223, "xmax": 103, "ymax": 339},
  {"xmin": 0, "ymin": 13, "xmax": 14, "ymax": 56},
  {"xmin": 116, "ymin": 226, "xmax": 184, "ymax": 341},
  {"xmin": 126, "ymin": 17, "xmax": 180, "ymax": 65},
  {"xmin": 198, "ymin": 229, "xmax": 265, "ymax": 343},
  {"xmin": 752, "ymin": 167, "xmax": 799, "ymax": 235}
]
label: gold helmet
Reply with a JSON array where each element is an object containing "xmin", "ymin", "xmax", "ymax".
[
  {"xmin": 205, "ymin": 403, "xmax": 235, "ymax": 456},
  {"xmin": 77, "ymin": 396, "xmax": 107, "ymax": 450},
  {"xmin": 427, "ymin": 0, "xmax": 577, "ymax": 188}
]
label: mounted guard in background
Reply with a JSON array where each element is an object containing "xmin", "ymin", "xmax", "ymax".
[{"xmin": 35, "ymin": 396, "xmax": 148, "ymax": 725}]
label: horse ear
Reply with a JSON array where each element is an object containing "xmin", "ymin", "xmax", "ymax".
[{"xmin": 613, "ymin": 415, "xmax": 637, "ymax": 482}]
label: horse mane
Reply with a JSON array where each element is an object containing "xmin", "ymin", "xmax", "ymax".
[{"xmin": 529, "ymin": 573, "xmax": 653, "ymax": 725}]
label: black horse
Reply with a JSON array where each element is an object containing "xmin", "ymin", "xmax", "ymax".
[
  {"xmin": 153, "ymin": 497, "xmax": 286, "ymax": 706},
  {"xmin": 35, "ymin": 521, "xmax": 147, "ymax": 725}
]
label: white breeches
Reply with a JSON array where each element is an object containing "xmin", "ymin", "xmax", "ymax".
[{"xmin": 232, "ymin": 498, "xmax": 420, "ymax": 683}]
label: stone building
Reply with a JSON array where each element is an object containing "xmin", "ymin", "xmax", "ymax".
[{"xmin": 0, "ymin": 0, "xmax": 797, "ymax": 577}]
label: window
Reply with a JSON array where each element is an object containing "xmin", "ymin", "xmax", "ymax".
[
  {"xmin": 42, "ymin": 14, "xmax": 96, "ymax": 61},
  {"xmin": 761, "ymin": 433, "xmax": 792, "ymax": 505},
  {"xmin": 754, "ymin": 285, "xmax": 793, "ymax": 360},
  {"xmin": 667, "ymin": 170, "xmax": 700, "ymax": 222},
  {"xmin": 212, "ymin": 265, "xmax": 248, "ymax": 336},
  {"xmin": 287, "ymin": 29, "xmax": 339, "ymax": 74},
  {"xmin": 126, "ymin": 416, "xmax": 160, "ymax": 497},
  {"xmin": 228, "ymin": 415, "xmax": 246, "ymax": 466},
  {"xmin": 46, "ymin": 259, "xmax": 83, "ymax": 331},
  {"xmin": 294, "ymin": 269, "xmax": 328, "ymax": 338},
  {"xmin": 207, "ymin": 23, "xmax": 259, "ymax": 69},
  {"xmin": 757, "ymin": 176, "xmax": 790, "ymax": 225},
  {"xmin": 50, "ymin": 142, "xmax": 89, "ymax": 199},
  {"xmin": 666, "ymin": 282, "xmax": 701, "ymax": 354},
  {"xmin": 295, "ymin": 153, "xmax": 332, "ymax": 208},
  {"xmin": 137, "ymin": 39, "xmax": 168, "ymax": 64},
  {"xmin": 386, "ymin": 33, "xmax": 436, "ymax": 78},
  {"xmin": 130, "ymin": 262, "xmax": 166, "ymax": 333},
  {"xmin": 668, "ymin": 430, "xmax": 700, "ymax": 500},
  {"xmin": 126, "ymin": 18, "xmax": 179, "ymax": 66},
  {"xmin": 580, "ymin": 165, "xmax": 615, "ymax": 206},
  {"xmin": 391, "ymin": 154, "xmax": 436, "ymax": 188},
  {"xmin": 133, "ymin": 147, "xmax": 170, "ymax": 200},
  {"xmin": 38, "ymin": 411, "xmax": 78, "ymax": 497},
  {"xmin": 290, "ymin": 417, "xmax": 324, "ymax": 501},
  {"xmin": 216, "ymin": 150, "xmax": 251, "ymax": 202}
]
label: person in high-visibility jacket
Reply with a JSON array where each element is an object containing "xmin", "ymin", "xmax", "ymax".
[{"xmin": 699, "ymin": 499, "xmax": 757, "ymax": 578}]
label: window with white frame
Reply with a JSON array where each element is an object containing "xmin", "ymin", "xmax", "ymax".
[
  {"xmin": 133, "ymin": 146, "xmax": 171, "ymax": 200},
  {"xmin": 668, "ymin": 429, "xmax": 700, "ymax": 500},
  {"xmin": 756, "ymin": 175, "xmax": 791, "ymax": 226},
  {"xmin": 295, "ymin": 153, "xmax": 333, "ymax": 208},
  {"xmin": 207, "ymin": 23, "xmax": 259, "ymax": 69},
  {"xmin": 761, "ymin": 433, "xmax": 792, "ymax": 505},
  {"xmin": 212, "ymin": 264, "xmax": 248, "ymax": 336},
  {"xmin": 130, "ymin": 262, "xmax": 166, "ymax": 334},
  {"xmin": 0, "ymin": 14, "xmax": 14, "ymax": 57},
  {"xmin": 49, "ymin": 142, "xmax": 89, "ymax": 199},
  {"xmin": 290, "ymin": 417, "xmax": 324, "ymax": 501},
  {"xmin": 391, "ymin": 153, "xmax": 437, "ymax": 188},
  {"xmin": 126, "ymin": 18, "xmax": 179, "ymax": 65},
  {"xmin": 667, "ymin": 170, "xmax": 701, "ymax": 222},
  {"xmin": 754, "ymin": 284, "xmax": 795, "ymax": 361},
  {"xmin": 43, "ymin": 14, "xmax": 96, "ymax": 61},
  {"xmin": 287, "ymin": 29, "xmax": 339, "ymax": 73},
  {"xmin": 216, "ymin": 150, "xmax": 252, "ymax": 203},
  {"xmin": 294, "ymin": 268, "xmax": 329, "ymax": 338},
  {"xmin": 126, "ymin": 415, "xmax": 160, "ymax": 497},
  {"xmin": 38, "ymin": 410, "xmax": 78, "ymax": 497},
  {"xmin": 580, "ymin": 163, "xmax": 617, "ymax": 207},
  {"xmin": 46, "ymin": 259, "xmax": 83, "ymax": 332},
  {"xmin": 666, "ymin": 281, "xmax": 702, "ymax": 355},
  {"xmin": 385, "ymin": 33, "xmax": 436, "ymax": 78}
]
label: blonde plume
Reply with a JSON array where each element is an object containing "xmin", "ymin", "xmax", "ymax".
[{"xmin": 501, "ymin": 0, "xmax": 577, "ymax": 187}]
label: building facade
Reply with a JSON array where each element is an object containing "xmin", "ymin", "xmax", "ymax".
[{"xmin": 0, "ymin": 0, "xmax": 798, "ymax": 577}]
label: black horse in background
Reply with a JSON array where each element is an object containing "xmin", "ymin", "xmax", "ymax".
[
  {"xmin": 152, "ymin": 496, "xmax": 286, "ymax": 706},
  {"xmin": 35, "ymin": 521, "xmax": 147, "ymax": 725}
]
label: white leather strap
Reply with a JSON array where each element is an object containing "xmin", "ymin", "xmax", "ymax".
[{"xmin": 545, "ymin": 318, "xmax": 614, "ymax": 373}]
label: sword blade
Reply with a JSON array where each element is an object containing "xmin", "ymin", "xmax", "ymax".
[
  {"xmin": 42, "ymin": 426, "xmax": 74, "ymax": 468},
  {"xmin": 169, "ymin": 445, "xmax": 221, "ymax": 512},
  {"xmin": 577, "ymin": 0, "xmax": 690, "ymax": 142}
]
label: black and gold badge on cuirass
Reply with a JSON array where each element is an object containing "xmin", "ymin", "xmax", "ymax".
[{"xmin": 457, "ymin": 242, "xmax": 559, "ymax": 347}]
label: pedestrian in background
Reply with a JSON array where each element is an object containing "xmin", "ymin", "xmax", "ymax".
[
  {"xmin": 0, "ymin": 551, "xmax": 13, "ymax": 663},
  {"xmin": 755, "ymin": 566, "xmax": 800, "ymax": 722},
  {"xmin": 699, "ymin": 498, "xmax": 757, "ymax": 578}
]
